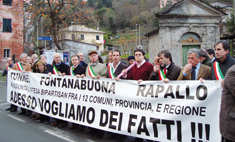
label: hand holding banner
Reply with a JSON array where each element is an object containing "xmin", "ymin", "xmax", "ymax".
[{"xmin": 117, "ymin": 61, "xmax": 137, "ymax": 78}]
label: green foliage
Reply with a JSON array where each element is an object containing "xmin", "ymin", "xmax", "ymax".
[
  {"xmin": 88, "ymin": 0, "xmax": 95, "ymax": 7},
  {"xmin": 153, "ymin": 17, "xmax": 159, "ymax": 28},
  {"xmin": 226, "ymin": 13, "xmax": 234, "ymax": 34},
  {"xmin": 97, "ymin": 1, "xmax": 103, "ymax": 9},
  {"xmin": 109, "ymin": 16, "xmax": 115, "ymax": 30},
  {"xmin": 104, "ymin": 32, "xmax": 112, "ymax": 47},
  {"xmin": 96, "ymin": 7, "xmax": 108, "ymax": 27}
]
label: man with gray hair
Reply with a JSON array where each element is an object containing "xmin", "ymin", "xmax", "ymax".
[
  {"xmin": 11, "ymin": 53, "xmax": 31, "ymax": 114},
  {"xmin": 177, "ymin": 48, "xmax": 211, "ymax": 80},
  {"xmin": 77, "ymin": 52, "xmax": 88, "ymax": 68}
]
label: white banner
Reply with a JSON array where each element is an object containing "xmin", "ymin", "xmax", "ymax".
[{"xmin": 7, "ymin": 70, "xmax": 222, "ymax": 141}]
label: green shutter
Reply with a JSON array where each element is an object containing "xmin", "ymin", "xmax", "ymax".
[
  {"xmin": 3, "ymin": 19, "xmax": 12, "ymax": 32},
  {"xmin": 7, "ymin": 19, "xmax": 12, "ymax": 32},
  {"xmin": 3, "ymin": 19, "xmax": 7, "ymax": 31}
]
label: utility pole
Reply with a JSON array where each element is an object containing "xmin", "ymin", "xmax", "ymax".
[
  {"xmin": 234, "ymin": 0, "xmax": 235, "ymax": 34},
  {"xmin": 233, "ymin": 0, "xmax": 235, "ymax": 57},
  {"xmin": 37, "ymin": 22, "xmax": 38, "ymax": 46},
  {"xmin": 130, "ymin": 19, "xmax": 131, "ymax": 30},
  {"xmin": 71, "ymin": 21, "xmax": 74, "ymax": 40},
  {"xmin": 136, "ymin": 24, "xmax": 138, "ymax": 46},
  {"xmin": 139, "ymin": 24, "xmax": 140, "ymax": 45},
  {"xmin": 41, "ymin": 17, "xmax": 43, "ymax": 45}
]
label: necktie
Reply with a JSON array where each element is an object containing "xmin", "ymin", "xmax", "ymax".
[{"xmin": 191, "ymin": 67, "xmax": 196, "ymax": 80}]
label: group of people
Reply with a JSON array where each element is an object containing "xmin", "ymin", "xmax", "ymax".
[{"xmin": 2, "ymin": 40, "xmax": 235, "ymax": 142}]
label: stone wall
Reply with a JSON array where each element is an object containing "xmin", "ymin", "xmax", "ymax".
[
  {"xmin": 149, "ymin": 22, "xmax": 220, "ymax": 66},
  {"xmin": 148, "ymin": 32, "xmax": 160, "ymax": 64}
]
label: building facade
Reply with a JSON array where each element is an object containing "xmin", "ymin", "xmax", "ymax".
[
  {"xmin": 37, "ymin": 39, "xmax": 99, "ymax": 64},
  {"xmin": 145, "ymin": 0, "xmax": 226, "ymax": 67},
  {"xmin": 0, "ymin": 0, "xmax": 24, "ymax": 63},
  {"xmin": 58, "ymin": 25, "xmax": 105, "ymax": 51}
]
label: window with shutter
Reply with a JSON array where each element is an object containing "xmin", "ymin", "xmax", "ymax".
[
  {"xmin": 81, "ymin": 34, "xmax": 84, "ymax": 40},
  {"xmin": 4, "ymin": 49, "xmax": 10, "ymax": 58},
  {"xmin": 3, "ymin": 19, "xmax": 12, "ymax": 32},
  {"xmin": 72, "ymin": 34, "xmax": 75, "ymax": 40},
  {"xmin": 96, "ymin": 35, "xmax": 100, "ymax": 40},
  {"xmin": 3, "ymin": 0, "xmax": 12, "ymax": 6}
]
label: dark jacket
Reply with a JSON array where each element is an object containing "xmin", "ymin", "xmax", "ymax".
[
  {"xmin": 2, "ymin": 63, "xmax": 14, "ymax": 76},
  {"xmin": 32, "ymin": 60, "xmax": 38, "ymax": 73},
  {"xmin": 149, "ymin": 63, "xmax": 181, "ymax": 80},
  {"xmin": 53, "ymin": 61, "xmax": 69, "ymax": 74},
  {"xmin": 211, "ymin": 54, "xmax": 235, "ymax": 80},
  {"xmin": 36, "ymin": 70, "xmax": 49, "ymax": 74},
  {"xmin": 107, "ymin": 62, "xmax": 128, "ymax": 79},
  {"xmin": 80, "ymin": 61, "xmax": 88, "ymax": 68},
  {"xmin": 66, "ymin": 65, "xmax": 86, "ymax": 76},
  {"xmin": 46, "ymin": 64, "xmax": 53, "ymax": 73},
  {"xmin": 220, "ymin": 64, "xmax": 235, "ymax": 141},
  {"xmin": 202, "ymin": 56, "xmax": 212, "ymax": 67}
]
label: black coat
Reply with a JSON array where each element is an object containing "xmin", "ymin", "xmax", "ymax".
[
  {"xmin": 202, "ymin": 56, "xmax": 212, "ymax": 67},
  {"xmin": 46, "ymin": 64, "xmax": 53, "ymax": 73},
  {"xmin": 211, "ymin": 54, "xmax": 235, "ymax": 80},
  {"xmin": 107, "ymin": 62, "xmax": 128, "ymax": 79},
  {"xmin": 32, "ymin": 60, "xmax": 38, "ymax": 73},
  {"xmin": 220, "ymin": 64, "xmax": 235, "ymax": 140},
  {"xmin": 36, "ymin": 70, "xmax": 49, "ymax": 74},
  {"xmin": 80, "ymin": 61, "xmax": 88, "ymax": 68},
  {"xmin": 2, "ymin": 63, "xmax": 14, "ymax": 76},
  {"xmin": 149, "ymin": 63, "xmax": 181, "ymax": 80},
  {"xmin": 66, "ymin": 65, "xmax": 86, "ymax": 76},
  {"xmin": 54, "ymin": 62, "xmax": 69, "ymax": 74}
]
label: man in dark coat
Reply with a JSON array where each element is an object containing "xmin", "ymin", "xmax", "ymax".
[
  {"xmin": 66, "ymin": 55, "xmax": 86, "ymax": 77},
  {"xmin": 211, "ymin": 41, "xmax": 235, "ymax": 85},
  {"xmin": 149, "ymin": 50, "xmax": 181, "ymax": 82},
  {"xmin": 40, "ymin": 55, "xmax": 53, "ymax": 73},
  {"xmin": 31, "ymin": 54, "xmax": 39, "ymax": 73},
  {"xmin": 51, "ymin": 53, "xmax": 69, "ymax": 127},
  {"xmin": 206, "ymin": 48, "xmax": 215, "ymax": 62},
  {"xmin": 4, "ymin": 57, "xmax": 15, "ymax": 111},
  {"xmin": 107, "ymin": 50, "xmax": 128, "ymax": 79},
  {"xmin": 220, "ymin": 64, "xmax": 235, "ymax": 142},
  {"xmin": 2, "ymin": 57, "xmax": 14, "ymax": 77},
  {"xmin": 78, "ymin": 52, "xmax": 88, "ymax": 68},
  {"xmin": 51, "ymin": 53, "xmax": 69, "ymax": 75},
  {"xmin": 199, "ymin": 49, "xmax": 212, "ymax": 67},
  {"xmin": 66, "ymin": 55, "xmax": 86, "ymax": 129}
]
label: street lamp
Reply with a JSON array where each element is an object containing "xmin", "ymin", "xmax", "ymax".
[
  {"xmin": 71, "ymin": 21, "xmax": 74, "ymax": 40},
  {"xmin": 139, "ymin": 24, "xmax": 140, "ymax": 45}
]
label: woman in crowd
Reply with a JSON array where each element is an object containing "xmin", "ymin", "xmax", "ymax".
[{"xmin": 33, "ymin": 60, "xmax": 51, "ymax": 123}]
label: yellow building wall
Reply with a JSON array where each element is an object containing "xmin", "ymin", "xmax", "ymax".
[{"xmin": 58, "ymin": 31, "xmax": 104, "ymax": 51}]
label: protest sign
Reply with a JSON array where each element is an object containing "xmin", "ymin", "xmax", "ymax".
[{"xmin": 7, "ymin": 70, "xmax": 222, "ymax": 141}]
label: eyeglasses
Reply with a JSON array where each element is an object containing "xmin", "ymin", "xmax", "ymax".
[{"xmin": 135, "ymin": 54, "xmax": 143, "ymax": 56}]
